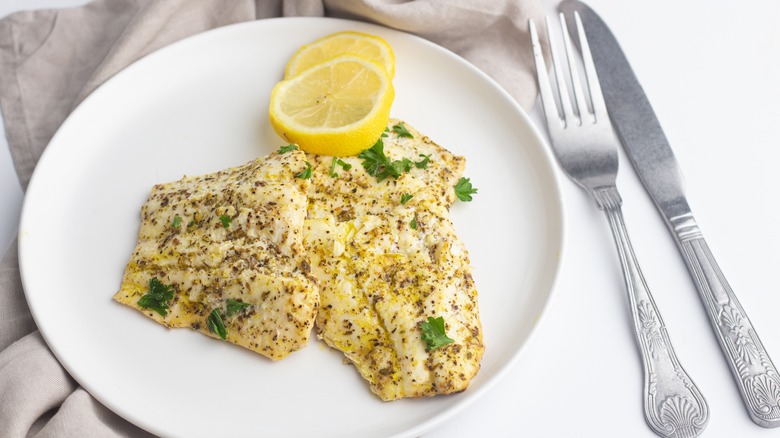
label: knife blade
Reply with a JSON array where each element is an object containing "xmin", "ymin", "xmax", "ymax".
[{"xmin": 559, "ymin": 0, "xmax": 780, "ymax": 428}]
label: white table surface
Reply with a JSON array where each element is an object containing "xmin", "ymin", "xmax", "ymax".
[{"xmin": 2, "ymin": 1, "xmax": 779, "ymax": 437}]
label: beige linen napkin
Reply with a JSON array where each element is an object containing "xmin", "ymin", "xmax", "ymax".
[{"xmin": 0, "ymin": 0, "xmax": 544, "ymax": 436}]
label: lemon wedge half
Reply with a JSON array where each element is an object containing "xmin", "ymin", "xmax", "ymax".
[
  {"xmin": 285, "ymin": 31, "xmax": 395, "ymax": 79},
  {"xmin": 269, "ymin": 55, "xmax": 394, "ymax": 156}
]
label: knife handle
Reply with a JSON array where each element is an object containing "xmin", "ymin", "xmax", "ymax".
[
  {"xmin": 596, "ymin": 188, "xmax": 709, "ymax": 437},
  {"xmin": 671, "ymin": 213, "xmax": 780, "ymax": 427}
]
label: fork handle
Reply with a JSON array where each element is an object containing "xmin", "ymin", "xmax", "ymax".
[
  {"xmin": 669, "ymin": 213, "xmax": 780, "ymax": 427},
  {"xmin": 595, "ymin": 187, "xmax": 709, "ymax": 437}
]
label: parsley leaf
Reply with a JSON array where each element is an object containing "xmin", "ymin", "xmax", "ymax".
[
  {"xmin": 172, "ymin": 215, "xmax": 182, "ymax": 229},
  {"xmin": 226, "ymin": 299, "xmax": 250, "ymax": 317},
  {"xmin": 358, "ymin": 139, "xmax": 428, "ymax": 182},
  {"xmin": 358, "ymin": 139, "xmax": 401, "ymax": 182},
  {"xmin": 207, "ymin": 308, "xmax": 227, "ymax": 340},
  {"xmin": 278, "ymin": 144, "xmax": 298, "ymax": 154},
  {"xmin": 219, "ymin": 215, "xmax": 232, "ymax": 229},
  {"xmin": 415, "ymin": 154, "xmax": 431, "ymax": 169},
  {"xmin": 137, "ymin": 278, "xmax": 175, "ymax": 316},
  {"xmin": 400, "ymin": 193, "xmax": 413, "ymax": 204},
  {"xmin": 329, "ymin": 158, "xmax": 352, "ymax": 178},
  {"xmin": 295, "ymin": 161, "xmax": 312, "ymax": 180},
  {"xmin": 454, "ymin": 177, "xmax": 478, "ymax": 202},
  {"xmin": 392, "ymin": 122, "xmax": 414, "ymax": 139},
  {"xmin": 399, "ymin": 158, "xmax": 413, "ymax": 173},
  {"xmin": 421, "ymin": 316, "xmax": 455, "ymax": 351},
  {"xmin": 381, "ymin": 127, "xmax": 389, "ymax": 138},
  {"xmin": 410, "ymin": 217, "xmax": 418, "ymax": 230}
]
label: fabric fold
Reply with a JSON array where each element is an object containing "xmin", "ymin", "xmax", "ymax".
[
  {"xmin": 0, "ymin": 239, "xmax": 35, "ymax": 351},
  {"xmin": 0, "ymin": 333, "xmax": 78, "ymax": 438}
]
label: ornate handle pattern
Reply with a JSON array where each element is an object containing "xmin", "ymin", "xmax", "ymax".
[
  {"xmin": 671, "ymin": 213, "xmax": 780, "ymax": 427},
  {"xmin": 596, "ymin": 188, "xmax": 709, "ymax": 437}
]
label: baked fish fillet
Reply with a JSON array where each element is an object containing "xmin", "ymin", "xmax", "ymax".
[
  {"xmin": 114, "ymin": 149, "xmax": 319, "ymax": 361},
  {"xmin": 304, "ymin": 119, "xmax": 484, "ymax": 400}
]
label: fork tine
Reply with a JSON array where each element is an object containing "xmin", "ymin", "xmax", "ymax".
[
  {"xmin": 559, "ymin": 13, "xmax": 590, "ymax": 124},
  {"xmin": 545, "ymin": 17, "xmax": 577, "ymax": 126},
  {"xmin": 529, "ymin": 19, "xmax": 563, "ymax": 128},
  {"xmin": 574, "ymin": 11, "xmax": 608, "ymax": 119}
]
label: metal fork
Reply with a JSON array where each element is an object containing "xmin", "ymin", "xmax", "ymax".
[{"xmin": 530, "ymin": 13, "xmax": 709, "ymax": 437}]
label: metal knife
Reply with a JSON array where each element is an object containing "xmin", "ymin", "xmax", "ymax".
[{"xmin": 559, "ymin": 0, "xmax": 780, "ymax": 428}]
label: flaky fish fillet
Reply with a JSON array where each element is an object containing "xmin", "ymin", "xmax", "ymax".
[
  {"xmin": 114, "ymin": 150, "xmax": 319, "ymax": 361},
  {"xmin": 304, "ymin": 119, "xmax": 484, "ymax": 400}
]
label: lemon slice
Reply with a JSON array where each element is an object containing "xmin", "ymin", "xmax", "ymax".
[
  {"xmin": 285, "ymin": 31, "xmax": 395, "ymax": 79},
  {"xmin": 269, "ymin": 55, "xmax": 395, "ymax": 156}
]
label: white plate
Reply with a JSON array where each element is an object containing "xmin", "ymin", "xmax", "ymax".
[{"xmin": 19, "ymin": 17, "xmax": 564, "ymax": 438}]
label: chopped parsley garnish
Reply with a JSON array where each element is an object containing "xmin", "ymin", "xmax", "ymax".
[
  {"xmin": 398, "ymin": 158, "xmax": 413, "ymax": 173},
  {"xmin": 358, "ymin": 139, "xmax": 398, "ymax": 181},
  {"xmin": 400, "ymin": 193, "xmax": 413, "ymax": 204},
  {"xmin": 381, "ymin": 126, "xmax": 390, "ymax": 138},
  {"xmin": 337, "ymin": 159, "xmax": 352, "ymax": 171},
  {"xmin": 188, "ymin": 220, "xmax": 196, "ymax": 228},
  {"xmin": 278, "ymin": 144, "xmax": 298, "ymax": 154},
  {"xmin": 415, "ymin": 154, "xmax": 431, "ymax": 169},
  {"xmin": 358, "ymin": 138, "xmax": 434, "ymax": 182},
  {"xmin": 392, "ymin": 122, "xmax": 414, "ymax": 139},
  {"xmin": 454, "ymin": 177, "xmax": 478, "ymax": 202},
  {"xmin": 219, "ymin": 215, "xmax": 232, "ymax": 229},
  {"xmin": 329, "ymin": 157, "xmax": 352, "ymax": 178},
  {"xmin": 421, "ymin": 316, "xmax": 455, "ymax": 351},
  {"xmin": 137, "ymin": 278, "xmax": 175, "ymax": 316},
  {"xmin": 172, "ymin": 215, "xmax": 182, "ymax": 229},
  {"xmin": 226, "ymin": 299, "xmax": 250, "ymax": 317},
  {"xmin": 295, "ymin": 161, "xmax": 312, "ymax": 180},
  {"xmin": 410, "ymin": 217, "xmax": 418, "ymax": 230},
  {"xmin": 358, "ymin": 139, "xmax": 415, "ymax": 182},
  {"xmin": 207, "ymin": 309, "xmax": 227, "ymax": 340}
]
